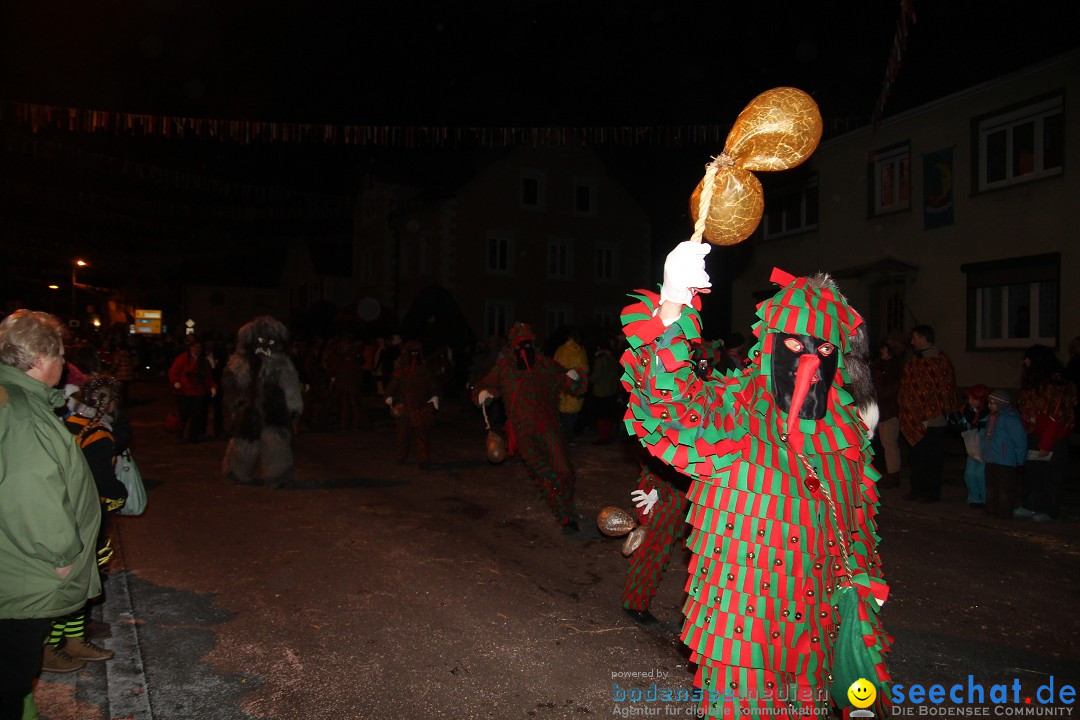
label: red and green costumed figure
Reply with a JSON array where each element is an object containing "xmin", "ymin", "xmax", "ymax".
[
  {"xmin": 473, "ymin": 322, "xmax": 587, "ymax": 532},
  {"xmin": 622, "ymin": 456, "xmax": 689, "ymax": 624},
  {"xmin": 620, "ymin": 241, "xmax": 891, "ymax": 718},
  {"xmin": 385, "ymin": 341, "xmax": 441, "ymax": 469}
]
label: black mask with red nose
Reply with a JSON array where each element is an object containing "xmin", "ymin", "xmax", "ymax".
[
  {"xmin": 771, "ymin": 333, "xmax": 839, "ymax": 422},
  {"xmin": 514, "ymin": 341, "xmax": 536, "ymax": 371}
]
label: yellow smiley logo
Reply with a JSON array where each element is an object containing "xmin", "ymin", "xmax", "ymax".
[{"xmin": 848, "ymin": 678, "xmax": 877, "ymax": 708}]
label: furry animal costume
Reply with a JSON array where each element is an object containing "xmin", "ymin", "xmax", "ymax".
[
  {"xmin": 473, "ymin": 322, "xmax": 587, "ymax": 528},
  {"xmin": 621, "ymin": 266, "xmax": 890, "ymax": 717},
  {"xmin": 222, "ymin": 316, "xmax": 303, "ymax": 488}
]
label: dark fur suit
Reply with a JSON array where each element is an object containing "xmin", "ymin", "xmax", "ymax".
[{"xmin": 222, "ymin": 317, "xmax": 304, "ymax": 488}]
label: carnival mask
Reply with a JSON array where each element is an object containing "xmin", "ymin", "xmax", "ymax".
[
  {"xmin": 514, "ymin": 341, "xmax": 536, "ymax": 371},
  {"xmin": 771, "ymin": 333, "xmax": 838, "ymax": 421}
]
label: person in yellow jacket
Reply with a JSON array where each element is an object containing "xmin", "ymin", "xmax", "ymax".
[{"xmin": 553, "ymin": 327, "xmax": 588, "ymax": 445}]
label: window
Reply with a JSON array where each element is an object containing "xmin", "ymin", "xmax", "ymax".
[
  {"xmin": 574, "ymin": 179, "xmax": 596, "ymax": 216},
  {"xmin": 486, "ymin": 233, "xmax": 513, "ymax": 275},
  {"xmin": 521, "ymin": 171, "xmax": 546, "ymax": 209},
  {"xmin": 975, "ymin": 93, "xmax": 1063, "ymax": 191},
  {"xmin": 595, "ymin": 246, "xmax": 616, "ymax": 281},
  {"xmin": 485, "ymin": 300, "xmax": 512, "ymax": 340},
  {"xmin": 962, "ymin": 254, "xmax": 1059, "ymax": 349},
  {"xmin": 546, "ymin": 304, "xmax": 570, "ymax": 337},
  {"xmin": 869, "ymin": 143, "xmax": 910, "ymax": 215},
  {"xmin": 547, "ymin": 237, "xmax": 573, "ymax": 279},
  {"xmin": 763, "ymin": 176, "xmax": 818, "ymax": 240}
]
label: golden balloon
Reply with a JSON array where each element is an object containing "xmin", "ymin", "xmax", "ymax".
[
  {"xmin": 486, "ymin": 430, "xmax": 507, "ymax": 464},
  {"xmin": 689, "ymin": 166, "xmax": 764, "ymax": 246},
  {"xmin": 725, "ymin": 87, "xmax": 823, "ymax": 172},
  {"xmin": 688, "ymin": 86, "xmax": 822, "ymax": 247},
  {"xmin": 596, "ymin": 506, "xmax": 637, "ymax": 537}
]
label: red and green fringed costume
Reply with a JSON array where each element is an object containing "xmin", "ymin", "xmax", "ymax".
[
  {"xmin": 622, "ymin": 459, "xmax": 688, "ymax": 612},
  {"xmin": 620, "ymin": 273, "xmax": 892, "ymax": 718},
  {"xmin": 473, "ymin": 323, "xmax": 588, "ymax": 527},
  {"xmin": 386, "ymin": 342, "xmax": 441, "ymax": 466}
]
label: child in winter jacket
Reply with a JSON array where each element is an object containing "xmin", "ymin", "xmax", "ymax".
[{"xmin": 981, "ymin": 389, "xmax": 1027, "ymax": 518}]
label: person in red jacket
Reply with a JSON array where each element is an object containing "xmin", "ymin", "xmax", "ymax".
[{"xmin": 168, "ymin": 336, "xmax": 217, "ymax": 443}]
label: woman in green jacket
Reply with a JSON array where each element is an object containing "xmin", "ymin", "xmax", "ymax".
[{"xmin": 0, "ymin": 310, "xmax": 102, "ymax": 719}]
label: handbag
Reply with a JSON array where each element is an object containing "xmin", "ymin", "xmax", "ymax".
[
  {"xmin": 960, "ymin": 428, "xmax": 983, "ymax": 462},
  {"xmin": 115, "ymin": 449, "xmax": 148, "ymax": 516}
]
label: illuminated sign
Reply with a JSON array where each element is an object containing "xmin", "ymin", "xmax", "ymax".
[{"xmin": 135, "ymin": 309, "xmax": 162, "ymax": 335}]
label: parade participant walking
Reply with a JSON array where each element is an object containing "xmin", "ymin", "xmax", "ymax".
[
  {"xmin": 222, "ymin": 317, "xmax": 304, "ymax": 488},
  {"xmin": 473, "ymin": 322, "xmax": 587, "ymax": 532},
  {"xmin": 385, "ymin": 341, "xmax": 441, "ymax": 469},
  {"xmin": 553, "ymin": 327, "xmax": 589, "ymax": 444},
  {"xmin": 168, "ymin": 336, "xmax": 216, "ymax": 443},
  {"xmin": 0, "ymin": 310, "xmax": 102, "ymax": 719},
  {"xmin": 620, "ymin": 241, "xmax": 890, "ymax": 717},
  {"xmin": 622, "ymin": 456, "xmax": 688, "ymax": 624}
]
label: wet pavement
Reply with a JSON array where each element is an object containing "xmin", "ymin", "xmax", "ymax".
[{"xmin": 32, "ymin": 381, "xmax": 1080, "ymax": 720}]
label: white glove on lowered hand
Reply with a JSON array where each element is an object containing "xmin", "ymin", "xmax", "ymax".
[
  {"xmin": 660, "ymin": 240, "xmax": 712, "ymax": 307},
  {"xmin": 631, "ymin": 488, "xmax": 659, "ymax": 515},
  {"xmin": 385, "ymin": 396, "xmax": 394, "ymax": 406},
  {"xmin": 566, "ymin": 368, "xmax": 580, "ymax": 381},
  {"xmin": 428, "ymin": 396, "xmax": 439, "ymax": 410},
  {"xmin": 477, "ymin": 389, "xmax": 493, "ymax": 405}
]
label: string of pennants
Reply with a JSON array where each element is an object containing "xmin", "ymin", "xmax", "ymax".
[{"xmin": 3, "ymin": 100, "xmax": 871, "ymax": 148}]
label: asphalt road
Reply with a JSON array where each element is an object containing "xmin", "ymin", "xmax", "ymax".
[{"xmin": 32, "ymin": 382, "xmax": 1080, "ymax": 720}]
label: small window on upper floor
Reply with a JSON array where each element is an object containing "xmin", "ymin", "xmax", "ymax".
[
  {"xmin": 595, "ymin": 246, "xmax": 616, "ymax": 282},
  {"xmin": 574, "ymin": 179, "xmax": 596, "ymax": 216},
  {"xmin": 547, "ymin": 237, "xmax": 573, "ymax": 279},
  {"xmin": 521, "ymin": 171, "xmax": 546, "ymax": 210},
  {"xmin": 763, "ymin": 176, "xmax": 819, "ymax": 240},
  {"xmin": 869, "ymin": 143, "xmax": 911, "ymax": 216},
  {"xmin": 975, "ymin": 93, "xmax": 1063, "ymax": 192},
  {"xmin": 486, "ymin": 233, "xmax": 514, "ymax": 275}
]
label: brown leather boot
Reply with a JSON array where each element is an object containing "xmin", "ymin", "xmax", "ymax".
[
  {"xmin": 62, "ymin": 636, "xmax": 114, "ymax": 662},
  {"xmin": 42, "ymin": 643, "xmax": 86, "ymax": 673}
]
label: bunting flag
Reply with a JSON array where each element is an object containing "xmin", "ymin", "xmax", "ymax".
[
  {"xmin": 2, "ymin": 100, "xmax": 873, "ymax": 148},
  {"xmin": 872, "ymin": 0, "xmax": 918, "ymax": 128},
  {"xmin": 3, "ymin": 128, "xmax": 350, "ymax": 208}
]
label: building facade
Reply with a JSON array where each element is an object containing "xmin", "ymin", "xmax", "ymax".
[
  {"xmin": 730, "ymin": 50, "xmax": 1078, "ymax": 390},
  {"xmin": 354, "ymin": 146, "xmax": 652, "ymax": 344}
]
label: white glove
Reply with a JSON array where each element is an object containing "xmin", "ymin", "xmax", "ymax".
[
  {"xmin": 428, "ymin": 396, "xmax": 439, "ymax": 410},
  {"xmin": 478, "ymin": 389, "xmax": 493, "ymax": 405},
  {"xmin": 660, "ymin": 240, "xmax": 712, "ymax": 306},
  {"xmin": 631, "ymin": 488, "xmax": 659, "ymax": 515},
  {"xmin": 385, "ymin": 396, "xmax": 394, "ymax": 406},
  {"xmin": 566, "ymin": 368, "xmax": 580, "ymax": 381}
]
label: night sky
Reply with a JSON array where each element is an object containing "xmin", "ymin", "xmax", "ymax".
[
  {"xmin": 8, "ymin": 1, "xmax": 1064, "ymax": 126},
  {"xmin": 1, "ymin": 1, "xmax": 1076, "ymax": 314}
]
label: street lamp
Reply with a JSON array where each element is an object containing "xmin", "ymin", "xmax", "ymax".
[{"xmin": 71, "ymin": 259, "xmax": 87, "ymax": 324}]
